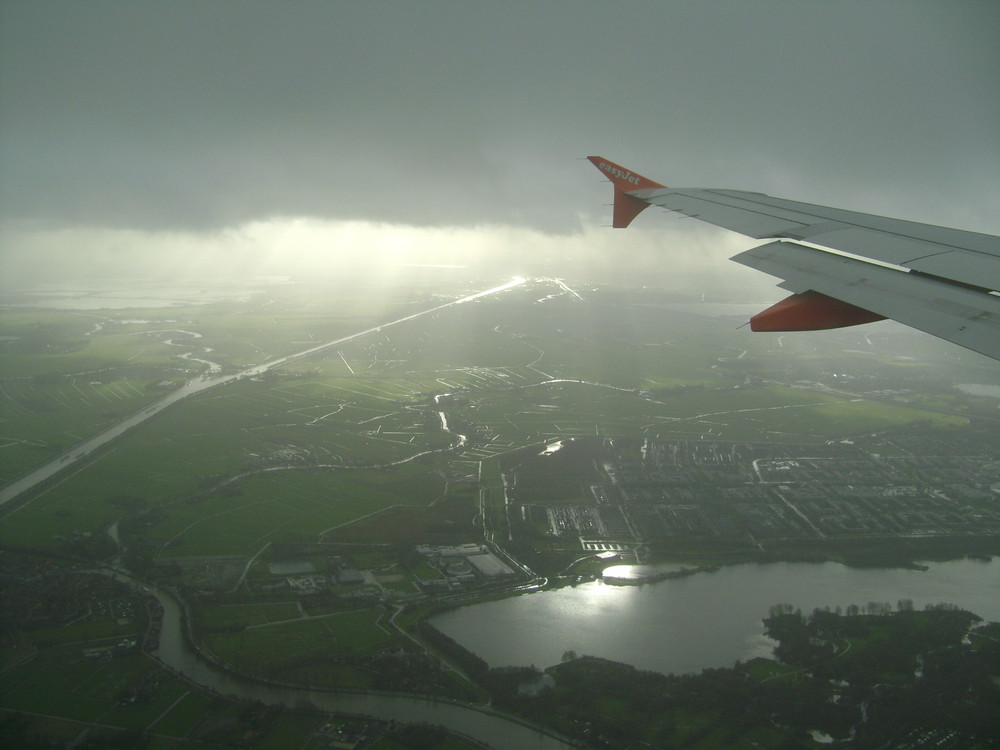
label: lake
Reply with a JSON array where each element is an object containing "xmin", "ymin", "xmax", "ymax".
[{"xmin": 430, "ymin": 558, "xmax": 1000, "ymax": 676}]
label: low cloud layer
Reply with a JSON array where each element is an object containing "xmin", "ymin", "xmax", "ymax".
[{"xmin": 2, "ymin": 1, "xmax": 997, "ymax": 287}]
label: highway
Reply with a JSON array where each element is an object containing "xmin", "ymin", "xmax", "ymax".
[{"xmin": 0, "ymin": 277, "xmax": 527, "ymax": 509}]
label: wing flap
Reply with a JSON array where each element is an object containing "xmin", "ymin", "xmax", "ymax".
[{"xmin": 734, "ymin": 241, "xmax": 1000, "ymax": 360}]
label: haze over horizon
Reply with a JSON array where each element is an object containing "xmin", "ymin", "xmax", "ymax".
[{"xmin": 2, "ymin": 1, "xmax": 998, "ymax": 288}]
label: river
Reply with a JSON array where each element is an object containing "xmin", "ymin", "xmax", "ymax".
[
  {"xmin": 0, "ymin": 277, "xmax": 526, "ymax": 507},
  {"xmin": 430, "ymin": 558, "xmax": 1000, "ymax": 676},
  {"xmin": 100, "ymin": 573, "xmax": 573, "ymax": 750}
]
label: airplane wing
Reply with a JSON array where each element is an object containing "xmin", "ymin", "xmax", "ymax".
[{"xmin": 588, "ymin": 156, "xmax": 1000, "ymax": 361}]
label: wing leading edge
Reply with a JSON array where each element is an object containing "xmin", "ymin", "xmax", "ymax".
[{"xmin": 587, "ymin": 156, "xmax": 1000, "ymax": 361}]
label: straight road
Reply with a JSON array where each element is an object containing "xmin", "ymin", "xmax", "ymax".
[{"xmin": 0, "ymin": 277, "xmax": 527, "ymax": 508}]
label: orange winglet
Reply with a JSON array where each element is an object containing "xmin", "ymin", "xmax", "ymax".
[
  {"xmin": 750, "ymin": 291, "xmax": 886, "ymax": 331},
  {"xmin": 587, "ymin": 156, "xmax": 665, "ymax": 228}
]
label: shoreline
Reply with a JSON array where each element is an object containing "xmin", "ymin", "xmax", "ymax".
[{"xmin": 601, "ymin": 563, "xmax": 720, "ymax": 585}]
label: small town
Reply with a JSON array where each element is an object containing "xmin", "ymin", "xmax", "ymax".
[{"xmin": 519, "ymin": 435, "xmax": 1000, "ymax": 551}]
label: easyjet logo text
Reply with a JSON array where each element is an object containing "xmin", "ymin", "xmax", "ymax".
[{"xmin": 599, "ymin": 162, "xmax": 642, "ymax": 186}]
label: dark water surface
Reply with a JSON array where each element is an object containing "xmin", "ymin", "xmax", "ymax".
[{"xmin": 431, "ymin": 559, "xmax": 1000, "ymax": 675}]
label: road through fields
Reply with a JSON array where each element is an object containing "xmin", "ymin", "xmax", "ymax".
[{"xmin": 0, "ymin": 277, "xmax": 527, "ymax": 508}]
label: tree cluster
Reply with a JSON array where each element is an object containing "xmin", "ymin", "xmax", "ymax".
[{"xmin": 481, "ymin": 606, "xmax": 1000, "ymax": 749}]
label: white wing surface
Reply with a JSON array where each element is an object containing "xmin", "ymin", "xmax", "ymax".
[{"xmin": 588, "ymin": 156, "xmax": 1000, "ymax": 361}]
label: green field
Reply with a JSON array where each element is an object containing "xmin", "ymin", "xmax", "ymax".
[
  {"xmin": 196, "ymin": 601, "xmax": 302, "ymax": 629},
  {"xmin": 5, "ymin": 279, "xmax": 982, "ymax": 555},
  {"xmin": 2, "ymin": 647, "xmax": 197, "ymax": 734},
  {"xmin": 201, "ymin": 609, "xmax": 393, "ymax": 688},
  {"xmin": 0, "ymin": 645, "xmax": 369, "ymax": 749}
]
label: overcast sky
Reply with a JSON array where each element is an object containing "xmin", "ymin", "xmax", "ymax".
[{"xmin": 1, "ymin": 0, "xmax": 997, "ymax": 286}]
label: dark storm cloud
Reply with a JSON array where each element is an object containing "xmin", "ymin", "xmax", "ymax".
[{"xmin": 1, "ymin": 0, "xmax": 998, "ymax": 234}]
